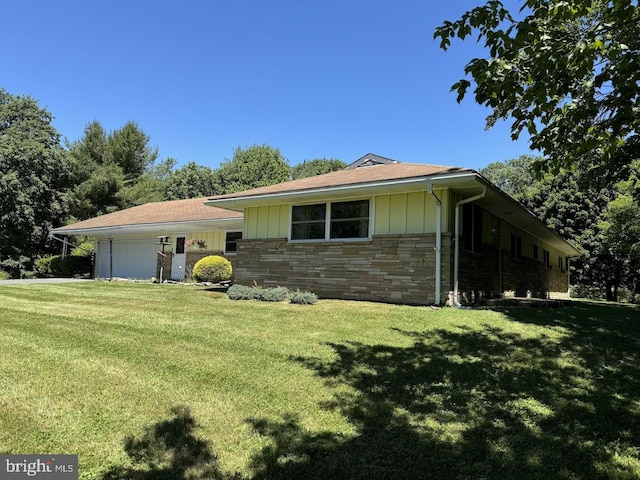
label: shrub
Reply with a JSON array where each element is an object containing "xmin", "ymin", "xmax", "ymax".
[
  {"xmin": 192, "ymin": 255, "xmax": 232, "ymax": 283},
  {"xmin": 570, "ymin": 284, "xmax": 604, "ymax": 300},
  {"xmin": 35, "ymin": 255, "xmax": 91, "ymax": 278},
  {"xmin": 35, "ymin": 256, "xmax": 57, "ymax": 277},
  {"xmin": 290, "ymin": 289, "xmax": 318, "ymax": 305},
  {"xmin": 71, "ymin": 241, "xmax": 94, "ymax": 257},
  {"xmin": 227, "ymin": 284, "xmax": 254, "ymax": 300},
  {"xmin": 0, "ymin": 270, "xmax": 10, "ymax": 280},
  {"xmin": 253, "ymin": 286, "xmax": 290, "ymax": 302}
]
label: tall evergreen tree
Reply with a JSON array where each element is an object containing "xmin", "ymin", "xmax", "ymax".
[{"xmin": 67, "ymin": 121, "xmax": 161, "ymax": 219}]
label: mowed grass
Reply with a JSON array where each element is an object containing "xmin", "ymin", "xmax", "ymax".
[{"xmin": 1, "ymin": 282, "xmax": 639, "ymax": 480}]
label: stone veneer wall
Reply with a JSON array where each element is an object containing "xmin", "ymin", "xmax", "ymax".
[
  {"xmin": 234, "ymin": 234, "xmax": 452, "ymax": 305},
  {"xmin": 458, "ymin": 245, "xmax": 569, "ymax": 301}
]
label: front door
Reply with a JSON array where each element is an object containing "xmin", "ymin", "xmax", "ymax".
[{"xmin": 171, "ymin": 234, "xmax": 187, "ymax": 280}]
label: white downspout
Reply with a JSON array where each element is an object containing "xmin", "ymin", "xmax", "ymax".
[
  {"xmin": 428, "ymin": 184, "xmax": 442, "ymax": 305},
  {"xmin": 454, "ymin": 187, "xmax": 487, "ymax": 307}
]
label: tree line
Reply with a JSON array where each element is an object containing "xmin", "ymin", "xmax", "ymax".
[{"xmin": 0, "ymin": 87, "xmax": 345, "ymax": 278}]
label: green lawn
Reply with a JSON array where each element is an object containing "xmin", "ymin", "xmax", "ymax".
[{"xmin": 0, "ymin": 282, "xmax": 639, "ymax": 480}]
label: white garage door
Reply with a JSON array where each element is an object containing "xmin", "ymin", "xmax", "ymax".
[{"xmin": 96, "ymin": 238, "xmax": 158, "ymax": 279}]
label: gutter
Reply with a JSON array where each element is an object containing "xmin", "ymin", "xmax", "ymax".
[
  {"xmin": 50, "ymin": 217, "xmax": 244, "ymax": 237},
  {"xmin": 427, "ymin": 184, "xmax": 442, "ymax": 306},
  {"xmin": 453, "ymin": 187, "xmax": 487, "ymax": 307}
]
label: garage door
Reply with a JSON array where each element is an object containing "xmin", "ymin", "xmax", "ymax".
[{"xmin": 95, "ymin": 238, "xmax": 158, "ymax": 279}]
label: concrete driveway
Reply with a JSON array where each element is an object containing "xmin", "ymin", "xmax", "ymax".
[{"xmin": 0, "ymin": 278, "xmax": 92, "ymax": 285}]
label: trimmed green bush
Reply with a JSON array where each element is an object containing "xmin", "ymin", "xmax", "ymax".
[
  {"xmin": 227, "ymin": 284, "xmax": 254, "ymax": 300},
  {"xmin": 0, "ymin": 270, "xmax": 11, "ymax": 280},
  {"xmin": 253, "ymin": 286, "xmax": 290, "ymax": 302},
  {"xmin": 35, "ymin": 255, "xmax": 91, "ymax": 277},
  {"xmin": 290, "ymin": 289, "xmax": 318, "ymax": 305},
  {"xmin": 192, "ymin": 255, "xmax": 232, "ymax": 283}
]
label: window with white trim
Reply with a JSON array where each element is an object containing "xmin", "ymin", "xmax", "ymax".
[{"xmin": 291, "ymin": 200, "xmax": 370, "ymax": 241}]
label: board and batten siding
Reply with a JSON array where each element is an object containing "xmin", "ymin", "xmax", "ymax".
[
  {"xmin": 186, "ymin": 231, "xmax": 229, "ymax": 253},
  {"xmin": 244, "ymin": 205, "xmax": 289, "ymax": 239},
  {"xmin": 241, "ymin": 189, "xmax": 450, "ymax": 240},
  {"xmin": 374, "ymin": 189, "xmax": 450, "ymax": 235}
]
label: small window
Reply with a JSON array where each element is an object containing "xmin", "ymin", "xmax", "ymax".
[
  {"xmin": 543, "ymin": 249, "xmax": 550, "ymax": 269},
  {"xmin": 510, "ymin": 234, "xmax": 522, "ymax": 259},
  {"xmin": 225, "ymin": 232, "xmax": 242, "ymax": 253},
  {"xmin": 175, "ymin": 236, "xmax": 185, "ymax": 254},
  {"xmin": 558, "ymin": 256, "xmax": 563, "ymax": 272}
]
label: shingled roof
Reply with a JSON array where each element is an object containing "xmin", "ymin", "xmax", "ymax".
[
  {"xmin": 208, "ymin": 162, "xmax": 472, "ymax": 202},
  {"xmin": 52, "ymin": 197, "xmax": 241, "ymax": 235}
]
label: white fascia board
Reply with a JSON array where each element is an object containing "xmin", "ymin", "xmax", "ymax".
[
  {"xmin": 51, "ymin": 217, "xmax": 244, "ymax": 237},
  {"xmin": 205, "ymin": 172, "xmax": 480, "ymax": 209}
]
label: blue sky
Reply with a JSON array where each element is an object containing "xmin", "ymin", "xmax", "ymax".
[{"xmin": 2, "ymin": 0, "xmax": 533, "ymax": 171}]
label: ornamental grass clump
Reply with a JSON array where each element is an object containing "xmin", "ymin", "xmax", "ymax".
[{"xmin": 192, "ymin": 255, "xmax": 232, "ymax": 283}]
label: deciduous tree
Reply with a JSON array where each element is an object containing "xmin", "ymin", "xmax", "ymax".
[
  {"xmin": 0, "ymin": 89, "xmax": 69, "ymax": 277},
  {"xmin": 291, "ymin": 158, "xmax": 346, "ymax": 179},
  {"xmin": 164, "ymin": 161, "xmax": 219, "ymax": 199},
  {"xmin": 435, "ymin": 0, "xmax": 640, "ymax": 179},
  {"xmin": 213, "ymin": 145, "xmax": 290, "ymax": 194}
]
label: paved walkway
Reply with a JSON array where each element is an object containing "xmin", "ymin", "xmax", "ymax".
[{"xmin": 0, "ymin": 278, "xmax": 92, "ymax": 285}]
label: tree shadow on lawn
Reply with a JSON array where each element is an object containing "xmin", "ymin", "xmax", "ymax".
[
  {"xmin": 100, "ymin": 405, "xmax": 237, "ymax": 480},
  {"xmin": 102, "ymin": 303, "xmax": 640, "ymax": 479},
  {"xmin": 246, "ymin": 302, "xmax": 640, "ymax": 479}
]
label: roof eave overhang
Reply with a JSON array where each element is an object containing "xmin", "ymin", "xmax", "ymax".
[
  {"xmin": 472, "ymin": 176, "xmax": 581, "ymax": 257},
  {"xmin": 51, "ymin": 217, "xmax": 244, "ymax": 238},
  {"xmin": 205, "ymin": 172, "xmax": 580, "ymax": 257},
  {"xmin": 205, "ymin": 172, "xmax": 479, "ymax": 210}
]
